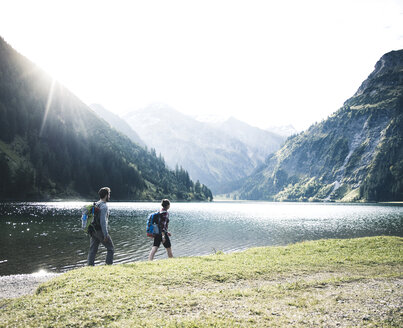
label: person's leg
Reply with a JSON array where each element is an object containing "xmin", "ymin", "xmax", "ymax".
[
  {"xmin": 148, "ymin": 246, "xmax": 159, "ymax": 261},
  {"xmin": 166, "ymin": 247, "xmax": 173, "ymax": 258},
  {"xmin": 87, "ymin": 233, "xmax": 100, "ymax": 266},
  {"xmin": 149, "ymin": 234, "xmax": 162, "ymax": 260},
  {"xmin": 163, "ymin": 235, "xmax": 173, "ymax": 258},
  {"xmin": 101, "ymin": 235, "xmax": 114, "ymax": 265}
]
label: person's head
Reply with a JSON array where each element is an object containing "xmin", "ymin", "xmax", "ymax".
[
  {"xmin": 99, "ymin": 187, "xmax": 111, "ymax": 201},
  {"xmin": 161, "ymin": 199, "xmax": 170, "ymax": 210}
]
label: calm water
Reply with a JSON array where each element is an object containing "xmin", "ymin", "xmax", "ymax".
[{"xmin": 0, "ymin": 201, "xmax": 402, "ymax": 276}]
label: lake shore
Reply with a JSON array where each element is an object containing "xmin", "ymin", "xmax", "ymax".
[
  {"xmin": 1, "ymin": 236, "xmax": 402, "ymax": 327},
  {"xmin": 2, "ymin": 201, "xmax": 402, "ymax": 276}
]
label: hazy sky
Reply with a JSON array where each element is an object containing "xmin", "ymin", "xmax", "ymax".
[{"xmin": 1, "ymin": 0, "xmax": 402, "ymax": 131}]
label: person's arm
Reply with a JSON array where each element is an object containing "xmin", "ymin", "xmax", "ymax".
[
  {"xmin": 165, "ymin": 213, "xmax": 171, "ymax": 236},
  {"xmin": 99, "ymin": 204, "xmax": 109, "ymax": 239}
]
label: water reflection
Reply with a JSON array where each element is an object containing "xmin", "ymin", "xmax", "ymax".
[{"xmin": 0, "ymin": 201, "xmax": 402, "ymax": 275}]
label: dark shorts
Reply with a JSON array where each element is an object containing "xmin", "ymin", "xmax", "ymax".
[{"xmin": 153, "ymin": 234, "xmax": 171, "ymax": 248}]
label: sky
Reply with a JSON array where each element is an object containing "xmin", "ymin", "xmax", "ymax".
[{"xmin": 1, "ymin": 0, "xmax": 402, "ymax": 131}]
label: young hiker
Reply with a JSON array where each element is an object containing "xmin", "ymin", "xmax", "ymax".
[
  {"xmin": 148, "ymin": 199, "xmax": 173, "ymax": 261},
  {"xmin": 87, "ymin": 187, "xmax": 114, "ymax": 266}
]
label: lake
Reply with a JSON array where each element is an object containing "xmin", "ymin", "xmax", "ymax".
[{"xmin": 0, "ymin": 201, "xmax": 402, "ymax": 276}]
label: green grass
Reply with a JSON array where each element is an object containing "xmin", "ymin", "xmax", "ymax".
[{"xmin": 1, "ymin": 236, "xmax": 402, "ymax": 327}]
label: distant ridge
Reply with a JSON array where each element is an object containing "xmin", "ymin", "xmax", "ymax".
[
  {"xmin": 89, "ymin": 103, "xmax": 145, "ymax": 147},
  {"xmin": 266, "ymin": 125, "xmax": 297, "ymax": 137},
  {"xmin": 123, "ymin": 104, "xmax": 286, "ymax": 194}
]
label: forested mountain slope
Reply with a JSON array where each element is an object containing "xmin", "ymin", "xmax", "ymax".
[
  {"xmin": 0, "ymin": 37, "xmax": 212, "ymax": 201},
  {"xmin": 236, "ymin": 50, "xmax": 403, "ymax": 202}
]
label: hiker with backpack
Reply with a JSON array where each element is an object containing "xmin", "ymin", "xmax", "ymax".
[
  {"xmin": 148, "ymin": 199, "xmax": 173, "ymax": 261},
  {"xmin": 87, "ymin": 187, "xmax": 114, "ymax": 266}
]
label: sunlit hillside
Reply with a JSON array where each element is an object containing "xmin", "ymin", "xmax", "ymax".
[
  {"xmin": 235, "ymin": 50, "xmax": 403, "ymax": 202},
  {"xmin": 0, "ymin": 37, "xmax": 212, "ymax": 201}
]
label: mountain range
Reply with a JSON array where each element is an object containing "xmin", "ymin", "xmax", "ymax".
[
  {"xmin": 1, "ymin": 33, "xmax": 401, "ymax": 202},
  {"xmin": 120, "ymin": 104, "xmax": 287, "ymax": 194},
  {"xmin": 0, "ymin": 36, "xmax": 212, "ymax": 201},
  {"xmin": 235, "ymin": 50, "xmax": 403, "ymax": 202}
]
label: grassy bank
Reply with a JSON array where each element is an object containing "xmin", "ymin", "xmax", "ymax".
[{"xmin": 0, "ymin": 236, "xmax": 402, "ymax": 327}]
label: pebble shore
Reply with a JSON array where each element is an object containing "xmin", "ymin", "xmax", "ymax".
[{"xmin": 0, "ymin": 273, "xmax": 59, "ymax": 299}]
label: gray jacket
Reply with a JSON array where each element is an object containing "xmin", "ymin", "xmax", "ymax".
[{"xmin": 96, "ymin": 200, "xmax": 110, "ymax": 238}]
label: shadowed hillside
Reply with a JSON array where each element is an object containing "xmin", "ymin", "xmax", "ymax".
[{"xmin": 0, "ymin": 37, "xmax": 212, "ymax": 201}]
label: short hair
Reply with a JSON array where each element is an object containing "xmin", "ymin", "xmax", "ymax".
[
  {"xmin": 98, "ymin": 187, "xmax": 111, "ymax": 199},
  {"xmin": 161, "ymin": 199, "xmax": 170, "ymax": 208}
]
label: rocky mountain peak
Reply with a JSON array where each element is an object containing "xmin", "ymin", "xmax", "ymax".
[{"xmin": 354, "ymin": 49, "xmax": 403, "ymax": 97}]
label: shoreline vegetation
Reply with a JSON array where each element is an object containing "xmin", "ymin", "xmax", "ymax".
[{"xmin": 0, "ymin": 236, "xmax": 402, "ymax": 327}]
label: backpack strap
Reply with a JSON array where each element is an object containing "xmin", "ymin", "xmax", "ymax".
[
  {"xmin": 153, "ymin": 211, "xmax": 160, "ymax": 224},
  {"xmin": 91, "ymin": 201, "xmax": 102, "ymax": 231}
]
